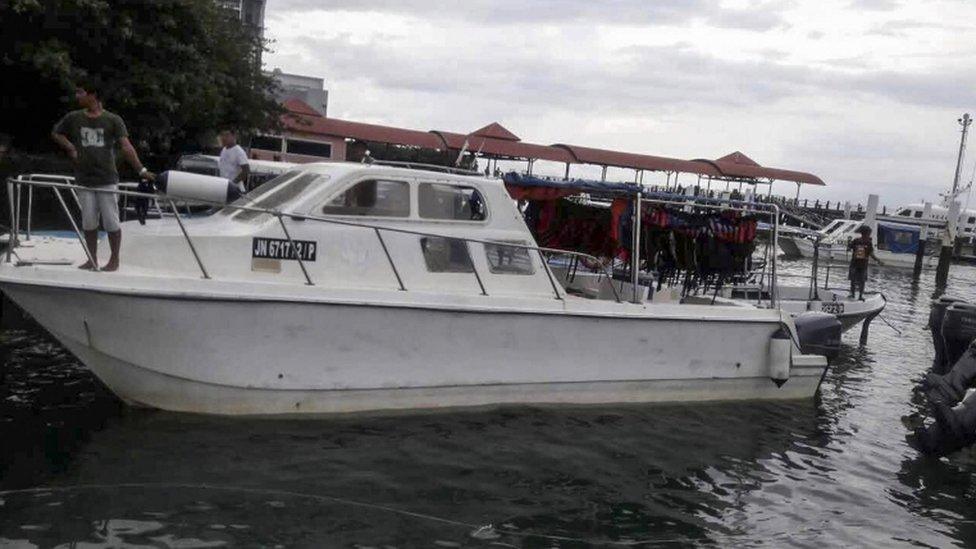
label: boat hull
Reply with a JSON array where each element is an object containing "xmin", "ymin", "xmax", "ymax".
[
  {"xmin": 781, "ymin": 236, "xmax": 936, "ymax": 268},
  {"xmin": 1, "ymin": 282, "xmax": 827, "ymax": 415}
]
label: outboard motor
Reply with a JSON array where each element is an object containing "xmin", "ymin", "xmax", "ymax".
[
  {"xmin": 154, "ymin": 170, "xmax": 243, "ymax": 205},
  {"xmin": 909, "ymin": 389, "xmax": 976, "ymax": 456},
  {"xmin": 767, "ymin": 326, "xmax": 792, "ymax": 387},
  {"xmin": 929, "ymin": 297, "xmax": 963, "ymax": 372},
  {"xmin": 924, "ymin": 340, "xmax": 976, "ymax": 406},
  {"xmin": 793, "ymin": 311, "xmax": 842, "ymax": 360},
  {"xmin": 939, "ymin": 303, "xmax": 976, "ymax": 374}
]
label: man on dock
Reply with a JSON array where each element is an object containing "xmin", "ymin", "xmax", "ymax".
[
  {"xmin": 52, "ymin": 79, "xmax": 154, "ymax": 271},
  {"xmin": 218, "ymin": 128, "xmax": 250, "ymax": 193},
  {"xmin": 849, "ymin": 225, "xmax": 884, "ymax": 299}
]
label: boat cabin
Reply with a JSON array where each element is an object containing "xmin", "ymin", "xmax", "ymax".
[{"xmin": 123, "ymin": 163, "xmax": 572, "ymax": 299}]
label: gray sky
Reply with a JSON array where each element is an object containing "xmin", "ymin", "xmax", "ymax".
[{"xmin": 265, "ymin": 0, "xmax": 976, "ymax": 207}]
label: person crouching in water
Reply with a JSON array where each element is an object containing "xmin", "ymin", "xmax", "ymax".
[
  {"xmin": 52, "ymin": 79, "xmax": 154, "ymax": 271},
  {"xmin": 848, "ymin": 225, "xmax": 884, "ymax": 299}
]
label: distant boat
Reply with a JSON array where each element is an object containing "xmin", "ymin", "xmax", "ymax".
[
  {"xmin": 892, "ymin": 202, "xmax": 976, "ymax": 244},
  {"xmin": 778, "ymin": 218, "xmax": 938, "ymax": 269}
]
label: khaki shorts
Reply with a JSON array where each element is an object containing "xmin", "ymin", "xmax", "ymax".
[{"xmin": 77, "ymin": 184, "xmax": 120, "ymax": 232}]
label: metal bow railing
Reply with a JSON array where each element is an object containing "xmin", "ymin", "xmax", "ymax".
[{"xmin": 5, "ymin": 175, "xmax": 623, "ymax": 302}]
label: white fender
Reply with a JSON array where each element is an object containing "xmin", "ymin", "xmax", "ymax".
[
  {"xmin": 768, "ymin": 326, "xmax": 792, "ymax": 387},
  {"xmin": 156, "ymin": 170, "xmax": 242, "ymax": 204}
]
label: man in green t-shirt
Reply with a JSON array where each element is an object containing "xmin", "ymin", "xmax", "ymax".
[{"xmin": 52, "ymin": 80, "xmax": 155, "ymax": 271}]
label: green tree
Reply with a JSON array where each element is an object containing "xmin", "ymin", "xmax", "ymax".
[{"xmin": 0, "ymin": 0, "xmax": 283, "ymax": 156}]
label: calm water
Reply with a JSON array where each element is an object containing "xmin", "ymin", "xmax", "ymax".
[{"xmin": 2, "ymin": 259, "xmax": 976, "ymax": 548}]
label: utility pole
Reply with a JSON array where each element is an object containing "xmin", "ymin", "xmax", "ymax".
[
  {"xmin": 936, "ymin": 114, "xmax": 971, "ymax": 288},
  {"xmin": 951, "ymin": 114, "xmax": 972, "ymax": 197}
]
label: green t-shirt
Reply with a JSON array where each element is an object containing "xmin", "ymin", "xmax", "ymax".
[{"xmin": 52, "ymin": 109, "xmax": 129, "ymax": 187}]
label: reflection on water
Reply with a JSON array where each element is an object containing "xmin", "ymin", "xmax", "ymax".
[{"xmin": 2, "ymin": 258, "xmax": 976, "ymax": 547}]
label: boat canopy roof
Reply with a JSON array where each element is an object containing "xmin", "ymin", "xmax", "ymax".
[
  {"xmin": 502, "ymin": 173, "xmax": 776, "ymax": 211},
  {"xmin": 877, "ymin": 220, "xmax": 922, "ymax": 233},
  {"xmin": 503, "ymin": 173, "xmax": 639, "ymax": 200}
]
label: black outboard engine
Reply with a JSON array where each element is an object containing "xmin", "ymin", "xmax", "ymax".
[
  {"xmin": 924, "ymin": 341, "xmax": 976, "ymax": 406},
  {"xmin": 939, "ymin": 303, "xmax": 976, "ymax": 375},
  {"xmin": 793, "ymin": 311, "xmax": 842, "ymax": 360},
  {"xmin": 929, "ymin": 296, "xmax": 963, "ymax": 372},
  {"xmin": 909, "ymin": 389, "xmax": 976, "ymax": 456}
]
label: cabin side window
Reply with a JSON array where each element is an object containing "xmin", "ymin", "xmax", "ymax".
[
  {"xmin": 420, "ymin": 237, "xmax": 474, "ymax": 273},
  {"xmin": 913, "ymin": 211, "xmax": 922, "ymax": 218},
  {"xmin": 418, "ymin": 183, "xmax": 487, "ymax": 221},
  {"xmin": 484, "ymin": 242, "xmax": 534, "ymax": 275},
  {"xmin": 968, "ymin": 216, "xmax": 975, "ymax": 224},
  {"xmin": 322, "ymin": 179, "xmax": 410, "ymax": 217},
  {"xmin": 896, "ymin": 208, "xmax": 911, "ymax": 216}
]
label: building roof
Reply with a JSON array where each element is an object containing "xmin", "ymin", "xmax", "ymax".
[
  {"xmin": 282, "ymin": 99, "xmax": 443, "ymax": 150},
  {"xmin": 695, "ymin": 151, "xmax": 826, "ymax": 186},
  {"xmin": 432, "ymin": 130, "xmax": 575, "ymax": 163},
  {"xmin": 282, "ymin": 97, "xmax": 322, "ymax": 117},
  {"xmin": 716, "ymin": 151, "xmax": 761, "ymax": 167},
  {"xmin": 278, "ymin": 99, "xmax": 825, "ymax": 186},
  {"xmin": 470, "ymin": 122, "xmax": 520, "ymax": 141},
  {"xmin": 552, "ymin": 144, "xmax": 722, "ymax": 177}
]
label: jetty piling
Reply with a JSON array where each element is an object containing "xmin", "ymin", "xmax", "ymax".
[
  {"xmin": 913, "ymin": 204, "xmax": 932, "ymax": 280},
  {"xmin": 935, "ymin": 201, "xmax": 961, "ymax": 288}
]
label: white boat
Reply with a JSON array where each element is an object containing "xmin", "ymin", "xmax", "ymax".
[
  {"xmin": 894, "ymin": 202, "xmax": 976, "ymax": 244},
  {"xmin": 726, "ymin": 285, "xmax": 885, "ymax": 333},
  {"xmin": 0, "ymin": 165, "xmax": 826, "ymax": 416},
  {"xmin": 778, "ymin": 218, "xmax": 938, "ymax": 269}
]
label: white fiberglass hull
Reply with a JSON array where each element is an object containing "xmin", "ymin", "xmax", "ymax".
[
  {"xmin": 1, "ymin": 281, "xmax": 826, "ymax": 415},
  {"xmin": 781, "ymin": 236, "xmax": 936, "ymax": 268},
  {"xmin": 776, "ymin": 289, "xmax": 885, "ymax": 333}
]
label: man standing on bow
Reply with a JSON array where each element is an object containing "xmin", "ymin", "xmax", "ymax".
[
  {"xmin": 52, "ymin": 79, "xmax": 154, "ymax": 271},
  {"xmin": 848, "ymin": 225, "xmax": 884, "ymax": 300},
  {"xmin": 218, "ymin": 128, "xmax": 250, "ymax": 193}
]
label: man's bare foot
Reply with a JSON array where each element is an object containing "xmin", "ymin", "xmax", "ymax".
[
  {"xmin": 78, "ymin": 261, "xmax": 97, "ymax": 270},
  {"xmin": 102, "ymin": 259, "xmax": 119, "ymax": 272}
]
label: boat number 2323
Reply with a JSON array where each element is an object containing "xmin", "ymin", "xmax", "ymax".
[{"xmin": 821, "ymin": 302, "xmax": 845, "ymax": 315}]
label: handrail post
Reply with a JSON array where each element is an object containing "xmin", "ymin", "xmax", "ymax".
[
  {"xmin": 771, "ymin": 204, "xmax": 780, "ymax": 307},
  {"xmin": 5, "ymin": 180, "xmax": 15, "ymax": 261},
  {"xmin": 52, "ymin": 187, "xmax": 99, "ymax": 271},
  {"xmin": 13, "ymin": 180, "xmax": 21, "ymax": 248},
  {"xmin": 537, "ymin": 249, "xmax": 562, "ymax": 300},
  {"xmin": 373, "ymin": 227, "xmax": 406, "ymax": 291},
  {"xmin": 169, "ymin": 200, "xmax": 210, "ymax": 279},
  {"xmin": 26, "ymin": 184, "xmax": 33, "ymax": 241},
  {"xmin": 276, "ymin": 213, "xmax": 314, "ymax": 286},
  {"xmin": 69, "ymin": 187, "xmax": 84, "ymax": 211},
  {"xmin": 465, "ymin": 241, "xmax": 488, "ymax": 296},
  {"xmin": 631, "ymin": 190, "xmax": 642, "ymax": 303}
]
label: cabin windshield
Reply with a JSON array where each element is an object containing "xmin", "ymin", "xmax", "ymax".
[
  {"xmin": 221, "ymin": 170, "xmax": 330, "ymax": 221},
  {"xmin": 821, "ymin": 220, "xmax": 844, "ymax": 235}
]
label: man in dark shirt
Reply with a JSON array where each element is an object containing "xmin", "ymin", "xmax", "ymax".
[
  {"xmin": 848, "ymin": 225, "xmax": 884, "ymax": 299},
  {"xmin": 52, "ymin": 80, "xmax": 154, "ymax": 271}
]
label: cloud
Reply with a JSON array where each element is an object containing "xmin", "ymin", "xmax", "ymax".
[
  {"xmin": 848, "ymin": 0, "xmax": 902, "ymax": 10},
  {"xmin": 265, "ymin": 0, "xmax": 976, "ymax": 205},
  {"xmin": 271, "ymin": 0, "xmax": 792, "ymax": 31},
  {"xmin": 285, "ymin": 30, "xmax": 976, "ymax": 115}
]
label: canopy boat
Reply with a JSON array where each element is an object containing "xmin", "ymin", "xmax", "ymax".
[
  {"xmin": 503, "ymin": 175, "xmax": 884, "ymax": 348},
  {"xmin": 778, "ymin": 218, "xmax": 938, "ymax": 269},
  {"xmin": 0, "ymin": 165, "xmax": 826, "ymax": 416}
]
